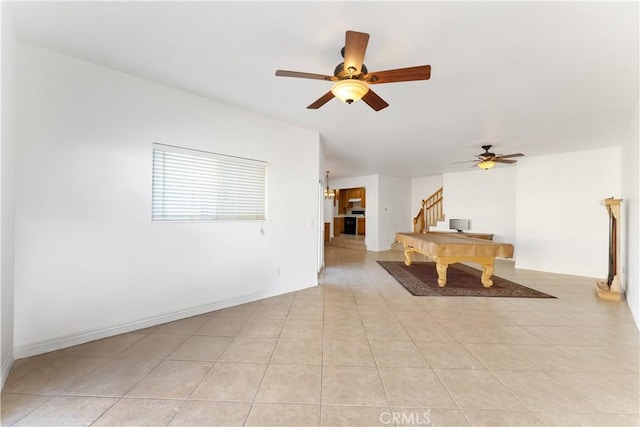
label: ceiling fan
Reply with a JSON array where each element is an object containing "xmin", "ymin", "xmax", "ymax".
[
  {"xmin": 453, "ymin": 145, "xmax": 525, "ymax": 170},
  {"xmin": 275, "ymin": 30, "xmax": 431, "ymax": 111}
]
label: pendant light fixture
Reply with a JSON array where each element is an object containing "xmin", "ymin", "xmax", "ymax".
[{"xmin": 324, "ymin": 171, "xmax": 335, "ymax": 199}]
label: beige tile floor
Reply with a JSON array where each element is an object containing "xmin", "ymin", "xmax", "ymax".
[{"xmin": 2, "ymin": 247, "xmax": 639, "ymax": 426}]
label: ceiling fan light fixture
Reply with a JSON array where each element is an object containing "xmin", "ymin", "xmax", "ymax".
[
  {"xmin": 477, "ymin": 160, "xmax": 496, "ymax": 170},
  {"xmin": 331, "ymin": 79, "xmax": 369, "ymax": 104}
]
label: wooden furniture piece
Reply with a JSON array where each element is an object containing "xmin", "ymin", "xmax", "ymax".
[
  {"xmin": 395, "ymin": 232, "xmax": 514, "ymax": 288},
  {"xmin": 357, "ymin": 218, "xmax": 366, "ymax": 235},
  {"xmin": 429, "ymin": 231, "xmax": 494, "ymax": 241},
  {"xmin": 596, "ymin": 198, "xmax": 623, "ymax": 301},
  {"xmin": 333, "ymin": 217, "xmax": 344, "ymax": 235},
  {"xmin": 324, "ymin": 223, "xmax": 330, "ymax": 242}
]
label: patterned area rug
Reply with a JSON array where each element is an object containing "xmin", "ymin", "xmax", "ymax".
[{"xmin": 377, "ymin": 261, "xmax": 555, "ymax": 298}]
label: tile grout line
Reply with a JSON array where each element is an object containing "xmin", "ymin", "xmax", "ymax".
[
  {"xmin": 319, "ymin": 276, "xmax": 326, "ymax": 427},
  {"xmin": 241, "ymin": 298, "xmax": 292, "ymax": 426}
]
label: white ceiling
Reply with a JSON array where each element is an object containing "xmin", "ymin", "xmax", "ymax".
[{"xmin": 7, "ymin": 1, "xmax": 639, "ymax": 179}]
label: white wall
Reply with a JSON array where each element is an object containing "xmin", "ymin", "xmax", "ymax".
[
  {"xmin": 411, "ymin": 174, "xmax": 443, "ymax": 222},
  {"xmin": 14, "ymin": 44, "xmax": 321, "ymax": 357},
  {"xmin": 439, "ymin": 168, "xmax": 517, "ymax": 245},
  {"xmin": 331, "ymin": 175, "xmax": 380, "ymax": 251},
  {"xmin": 410, "ymin": 169, "xmax": 516, "ymax": 244},
  {"xmin": 378, "ymin": 175, "xmax": 412, "ymax": 250},
  {"xmin": 318, "ymin": 145, "xmax": 328, "ymax": 271},
  {"xmin": 621, "ymin": 104, "xmax": 639, "ymax": 329},
  {"xmin": 516, "ymin": 147, "xmax": 621, "ymax": 278},
  {"xmin": 1, "ymin": 5, "xmax": 17, "ymax": 387}
]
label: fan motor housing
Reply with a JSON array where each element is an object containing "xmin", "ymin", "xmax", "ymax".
[
  {"xmin": 480, "ymin": 145, "xmax": 495, "ymax": 158},
  {"xmin": 333, "ymin": 62, "xmax": 368, "ymax": 80}
]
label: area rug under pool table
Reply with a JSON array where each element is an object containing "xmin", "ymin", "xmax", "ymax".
[{"xmin": 377, "ymin": 261, "xmax": 555, "ymax": 298}]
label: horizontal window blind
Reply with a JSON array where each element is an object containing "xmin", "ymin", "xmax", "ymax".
[{"xmin": 152, "ymin": 143, "xmax": 268, "ymax": 221}]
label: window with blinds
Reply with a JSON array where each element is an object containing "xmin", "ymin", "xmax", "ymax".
[{"xmin": 152, "ymin": 143, "xmax": 268, "ymax": 221}]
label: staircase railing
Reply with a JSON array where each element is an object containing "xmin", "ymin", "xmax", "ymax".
[{"xmin": 412, "ymin": 187, "xmax": 444, "ymax": 233}]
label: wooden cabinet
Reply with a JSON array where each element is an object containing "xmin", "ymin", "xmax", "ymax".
[
  {"xmin": 340, "ymin": 191, "xmax": 349, "ymax": 214},
  {"xmin": 357, "ymin": 218, "xmax": 366, "ymax": 235},
  {"xmin": 324, "ymin": 223, "xmax": 330, "ymax": 242},
  {"xmin": 336, "ymin": 187, "xmax": 366, "ymax": 214}
]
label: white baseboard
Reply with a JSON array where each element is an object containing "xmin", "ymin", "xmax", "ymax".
[
  {"xmin": 1, "ymin": 351, "xmax": 14, "ymax": 390},
  {"xmin": 14, "ymin": 284, "xmax": 316, "ymax": 360}
]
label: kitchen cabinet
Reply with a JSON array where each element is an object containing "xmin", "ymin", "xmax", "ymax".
[
  {"xmin": 336, "ymin": 187, "xmax": 366, "ymax": 214},
  {"xmin": 339, "ymin": 191, "xmax": 349, "ymax": 215},
  {"xmin": 357, "ymin": 218, "xmax": 366, "ymax": 235},
  {"xmin": 334, "ymin": 217, "xmax": 344, "ymax": 235}
]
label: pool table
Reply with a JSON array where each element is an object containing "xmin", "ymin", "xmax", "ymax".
[{"xmin": 395, "ymin": 232, "xmax": 514, "ymax": 288}]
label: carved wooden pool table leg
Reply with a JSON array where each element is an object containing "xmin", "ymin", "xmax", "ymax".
[
  {"xmin": 436, "ymin": 262, "xmax": 448, "ymax": 287},
  {"xmin": 481, "ymin": 263, "xmax": 495, "ymax": 288},
  {"xmin": 403, "ymin": 245, "xmax": 414, "ymax": 266}
]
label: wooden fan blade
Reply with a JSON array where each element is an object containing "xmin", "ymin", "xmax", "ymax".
[
  {"xmin": 344, "ymin": 31, "xmax": 369, "ymax": 75},
  {"xmin": 366, "ymin": 65, "xmax": 431, "ymax": 84},
  {"xmin": 494, "ymin": 159, "xmax": 517, "ymax": 164},
  {"xmin": 276, "ymin": 70, "xmax": 336, "ymax": 81},
  {"xmin": 361, "ymin": 89, "xmax": 389, "ymax": 111},
  {"xmin": 496, "ymin": 153, "xmax": 524, "ymax": 159},
  {"xmin": 451, "ymin": 160, "xmax": 479, "ymax": 164},
  {"xmin": 307, "ymin": 91, "xmax": 335, "ymax": 109}
]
